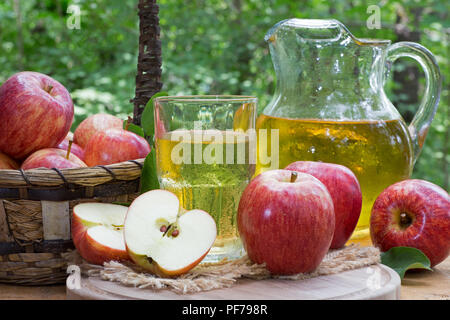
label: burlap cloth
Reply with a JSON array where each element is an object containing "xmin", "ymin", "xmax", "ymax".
[{"xmin": 64, "ymin": 244, "xmax": 380, "ymax": 295}]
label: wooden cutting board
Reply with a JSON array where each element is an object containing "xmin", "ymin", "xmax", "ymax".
[{"xmin": 66, "ymin": 263, "xmax": 400, "ymax": 300}]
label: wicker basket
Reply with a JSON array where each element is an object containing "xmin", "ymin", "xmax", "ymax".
[{"xmin": 0, "ymin": 0, "xmax": 162, "ymax": 285}]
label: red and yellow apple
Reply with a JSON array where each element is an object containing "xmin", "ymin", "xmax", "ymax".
[
  {"xmin": 21, "ymin": 148, "xmax": 87, "ymax": 170},
  {"xmin": 84, "ymin": 128, "xmax": 150, "ymax": 166},
  {"xmin": 285, "ymin": 161, "xmax": 362, "ymax": 249},
  {"xmin": 0, "ymin": 71, "xmax": 74, "ymax": 159},
  {"xmin": 371, "ymin": 179, "xmax": 450, "ymax": 267},
  {"xmin": 72, "ymin": 203, "xmax": 130, "ymax": 265},
  {"xmin": 237, "ymin": 169, "xmax": 335, "ymax": 275},
  {"xmin": 124, "ymin": 189, "xmax": 217, "ymax": 277},
  {"xmin": 0, "ymin": 152, "xmax": 19, "ymax": 170},
  {"xmin": 74, "ymin": 113, "xmax": 123, "ymax": 149}
]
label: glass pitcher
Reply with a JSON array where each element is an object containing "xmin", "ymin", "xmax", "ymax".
[{"xmin": 255, "ymin": 19, "xmax": 441, "ymax": 240}]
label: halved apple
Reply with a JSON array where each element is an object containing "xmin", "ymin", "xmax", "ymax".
[
  {"xmin": 71, "ymin": 203, "xmax": 130, "ymax": 265},
  {"xmin": 124, "ymin": 190, "xmax": 217, "ymax": 277}
]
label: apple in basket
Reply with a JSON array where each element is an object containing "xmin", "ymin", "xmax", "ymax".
[
  {"xmin": 237, "ymin": 170, "xmax": 335, "ymax": 275},
  {"xmin": 57, "ymin": 138, "xmax": 85, "ymax": 161},
  {"xmin": 0, "ymin": 71, "xmax": 74, "ymax": 160},
  {"xmin": 71, "ymin": 203, "xmax": 130, "ymax": 265},
  {"xmin": 74, "ymin": 113, "xmax": 123, "ymax": 149},
  {"xmin": 285, "ymin": 161, "xmax": 362, "ymax": 249},
  {"xmin": 84, "ymin": 128, "xmax": 151, "ymax": 166},
  {"xmin": 0, "ymin": 152, "xmax": 19, "ymax": 170},
  {"xmin": 21, "ymin": 148, "xmax": 87, "ymax": 170},
  {"xmin": 124, "ymin": 189, "xmax": 217, "ymax": 277},
  {"xmin": 371, "ymin": 179, "xmax": 450, "ymax": 267}
]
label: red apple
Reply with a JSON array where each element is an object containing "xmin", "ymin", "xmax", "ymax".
[
  {"xmin": 371, "ymin": 179, "xmax": 450, "ymax": 267},
  {"xmin": 72, "ymin": 203, "xmax": 130, "ymax": 265},
  {"xmin": 237, "ymin": 169, "xmax": 335, "ymax": 275},
  {"xmin": 0, "ymin": 71, "xmax": 74, "ymax": 159},
  {"xmin": 84, "ymin": 128, "xmax": 150, "ymax": 166},
  {"xmin": 0, "ymin": 152, "xmax": 19, "ymax": 170},
  {"xmin": 124, "ymin": 189, "xmax": 217, "ymax": 277},
  {"xmin": 21, "ymin": 148, "xmax": 87, "ymax": 170},
  {"xmin": 74, "ymin": 113, "xmax": 123, "ymax": 149},
  {"xmin": 56, "ymin": 139, "xmax": 85, "ymax": 161},
  {"xmin": 285, "ymin": 161, "xmax": 362, "ymax": 249}
]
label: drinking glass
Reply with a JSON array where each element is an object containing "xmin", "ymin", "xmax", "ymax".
[{"xmin": 154, "ymin": 95, "xmax": 257, "ymax": 263}]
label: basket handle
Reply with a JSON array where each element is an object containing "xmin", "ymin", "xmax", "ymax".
[{"xmin": 132, "ymin": 0, "xmax": 163, "ymax": 125}]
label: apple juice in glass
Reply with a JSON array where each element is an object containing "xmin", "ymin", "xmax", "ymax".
[{"xmin": 154, "ymin": 96, "xmax": 257, "ymax": 263}]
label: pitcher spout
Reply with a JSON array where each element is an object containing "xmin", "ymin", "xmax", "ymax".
[{"xmin": 265, "ymin": 19, "xmax": 347, "ymax": 44}]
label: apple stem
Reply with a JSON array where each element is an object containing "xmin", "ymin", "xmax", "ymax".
[
  {"xmin": 66, "ymin": 140, "xmax": 73, "ymax": 160},
  {"xmin": 290, "ymin": 171, "xmax": 298, "ymax": 183},
  {"xmin": 125, "ymin": 116, "xmax": 132, "ymax": 131},
  {"xmin": 46, "ymin": 85, "xmax": 53, "ymax": 94}
]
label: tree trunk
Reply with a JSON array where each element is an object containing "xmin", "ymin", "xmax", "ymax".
[{"xmin": 132, "ymin": 0, "xmax": 163, "ymax": 125}]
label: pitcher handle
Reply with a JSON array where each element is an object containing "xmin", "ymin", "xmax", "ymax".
[{"xmin": 385, "ymin": 42, "xmax": 442, "ymax": 164}]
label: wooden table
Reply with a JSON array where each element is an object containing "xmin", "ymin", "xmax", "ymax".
[{"xmin": 0, "ymin": 255, "xmax": 448, "ymax": 300}]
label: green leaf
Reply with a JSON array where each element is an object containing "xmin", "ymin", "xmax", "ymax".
[
  {"xmin": 111, "ymin": 202, "xmax": 131, "ymax": 207},
  {"xmin": 124, "ymin": 121, "xmax": 145, "ymax": 137},
  {"xmin": 140, "ymin": 91, "xmax": 169, "ymax": 139},
  {"xmin": 140, "ymin": 148, "xmax": 160, "ymax": 194},
  {"xmin": 380, "ymin": 247, "xmax": 432, "ymax": 279}
]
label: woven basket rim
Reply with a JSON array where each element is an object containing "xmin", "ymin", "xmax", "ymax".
[{"xmin": 0, "ymin": 158, "xmax": 144, "ymax": 188}]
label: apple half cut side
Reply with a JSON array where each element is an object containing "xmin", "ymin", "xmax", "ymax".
[
  {"xmin": 72, "ymin": 203, "xmax": 130, "ymax": 265},
  {"xmin": 124, "ymin": 190, "xmax": 217, "ymax": 278}
]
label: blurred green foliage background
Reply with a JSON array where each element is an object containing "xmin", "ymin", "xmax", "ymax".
[{"xmin": 0, "ymin": 0, "xmax": 448, "ymax": 189}]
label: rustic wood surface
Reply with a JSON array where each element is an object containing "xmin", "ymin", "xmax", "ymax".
[
  {"xmin": 0, "ymin": 256, "xmax": 448, "ymax": 300},
  {"xmin": 0, "ymin": 245, "xmax": 448, "ymax": 300}
]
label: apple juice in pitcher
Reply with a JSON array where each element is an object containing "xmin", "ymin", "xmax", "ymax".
[
  {"xmin": 258, "ymin": 19, "xmax": 441, "ymax": 241},
  {"xmin": 255, "ymin": 116, "xmax": 413, "ymax": 238}
]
